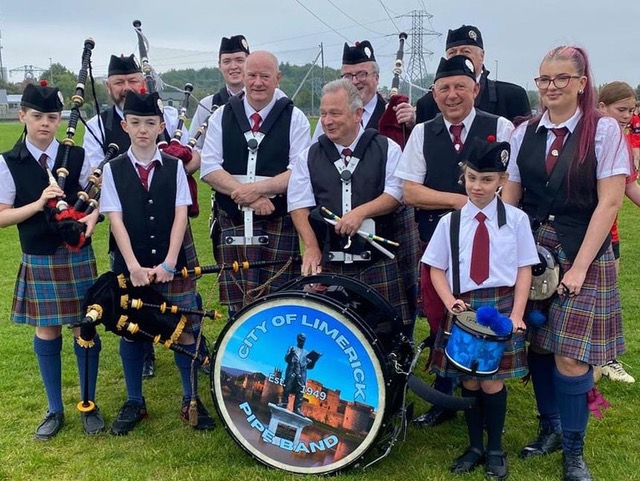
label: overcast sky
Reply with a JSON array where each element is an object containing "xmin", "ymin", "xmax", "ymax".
[{"xmin": 1, "ymin": 0, "xmax": 638, "ymax": 95}]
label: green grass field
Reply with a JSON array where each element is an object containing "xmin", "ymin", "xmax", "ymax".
[{"xmin": 0, "ymin": 121, "xmax": 638, "ymax": 481}]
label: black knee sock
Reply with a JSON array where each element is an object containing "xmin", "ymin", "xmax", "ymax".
[
  {"xmin": 462, "ymin": 386, "xmax": 484, "ymax": 450},
  {"xmin": 482, "ymin": 386, "xmax": 507, "ymax": 452}
]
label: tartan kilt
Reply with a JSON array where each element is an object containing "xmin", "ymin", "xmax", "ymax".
[
  {"xmin": 213, "ymin": 211, "xmax": 300, "ymax": 311},
  {"xmin": 12, "ymin": 245, "xmax": 97, "ymax": 327},
  {"xmin": 431, "ymin": 286, "xmax": 528, "ymax": 380},
  {"xmin": 393, "ymin": 207, "xmax": 420, "ymax": 323},
  {"xmin": 148, "ymin": 276, "xmax": 200, "ymax": 331},
  {"xmin": 323, "ymin": 254, "xmax": 410, "ymax": 329},
  {"xmin": 183, "ymin": 221, "xmax": 199, "ymax": 269},
  {"xmin": 528, "ymin": 223, "xmax": 624, "ymax": 365}
]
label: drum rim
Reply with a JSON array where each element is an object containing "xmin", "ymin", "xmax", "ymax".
[
  {"xmin": 453, "ymin": 315, "xmax": 512, "ymax": 342},
  {"xmin": 211, "ymin": 293, "xmax": 389, "ymax": 475}
]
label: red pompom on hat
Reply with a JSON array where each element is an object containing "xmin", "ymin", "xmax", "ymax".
[
  {"xmin": 139, "ymin": 87, "xmax": 147, "ymax": 94},
  {"xmin": 40, "ymin": 79, "xmax": 48, "ymax": 86}
]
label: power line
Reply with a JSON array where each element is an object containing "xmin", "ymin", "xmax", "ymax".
[
  {"xmin": 295, "ymin": 0, "xmax": 351, "ymax": 42},
  {"xmin": 326, "ymin": 0, "xmax": 386, "ymax": 37},
  {"xmin": 378, "ymin": 0, "xmax": 401, "ymax": 32}
]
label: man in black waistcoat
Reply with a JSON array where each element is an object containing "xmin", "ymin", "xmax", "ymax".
[
  {"xmin": 416, "ymin": 25, "xmax": 530, "ymax": 124},
  {"xmin": 200, "ymin": 50, "xmax": 310, "ymax": 315},
  {"xmin": 289, "ymin": 79, "xmax": 414, "ymax": 335},
  {"xmin": 396, "ymin": 55, "xmax": 514, "ymax": 427}
]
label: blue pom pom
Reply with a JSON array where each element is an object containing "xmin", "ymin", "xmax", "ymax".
[
  {"xmin": 492, "ymin": 315, "xmax": 513, "ymax": 337},
  {"xmin": 476, "ymin": 306, "xmax": 498, "ymax": 327},
  {"xmin": 527, "ymin": 310, "xmax": 547, "ymax": 327}
]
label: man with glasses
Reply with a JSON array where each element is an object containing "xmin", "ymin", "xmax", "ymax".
[
  {"xmin": 416, "ymin": 25, "xmax": 530, "ymax": 124},
  {"xmin": 311, "ymin": 40, "xmax": 416, "ymax": 141}
]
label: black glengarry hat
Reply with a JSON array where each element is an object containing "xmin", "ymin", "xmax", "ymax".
[
  {"xmin": 108, "ymin": 54, "xmax": 141, "ymax": 77},
  {"xmin": 342, "ymin": 40, "xmax": 376, "ymax": 65},
  {"xmin": 21, "ymin": 82, "xmax": 64, "ymax": 112},
  {"xmin": 219, "ymin": 35, "xmax": 250, "ymax": 56},
  {"xmin": 446, "ymin": 25, "xmax": 484, "ymax": 50},
  {"xmin": 464, "ymin": 137, "xmax": 510, "ymax": 172},
  {"xmin": 434, "ymin": 55, "xmax": 477, "ymax": 82},
  {"xmin": 123, "ymin": 90, "xmax": 164, "ymax": 117}
]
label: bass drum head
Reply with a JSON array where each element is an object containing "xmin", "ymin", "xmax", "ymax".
[{"xmin": 211, "ymin": 292, "xmax": 387, "ymax": 475}]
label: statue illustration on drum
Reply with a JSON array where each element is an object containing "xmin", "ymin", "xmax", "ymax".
[{"xmin": 279, "ymin": 333, "xmax": 321, "ymax": 416}]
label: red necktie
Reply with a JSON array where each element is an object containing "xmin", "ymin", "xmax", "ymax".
[
  {"xmin": 135, "ymin": 161, "xmax": 157, "ymax": 191},
  {"xmin": 250, "ymin": 112, "xmax": 262, "ymax": 133},
  {"xmin": 341, "ymin": 148, "xmax": 353, "ymax": 166},
  {"xmin": 470, "ymin": 212, "xmax": 489, "ymax": 285},
  {"xmin": 449, "ymin": 124, "xmax": 464, "ymax": 153},
  {"xmin": 545, "ymin": 127, "xmax": 569, "ymax": 176},
  {"xmin": 38, "ymin": 153, "xmax": 48, "ymax": 171}
]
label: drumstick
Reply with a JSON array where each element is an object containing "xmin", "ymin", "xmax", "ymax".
[
  {"xmin": 320, "ymin": 206, "xmax": 400, "ymax": 247},
  {"xmin": 322, "ymin": 217, "xmax": 395, "ymax": 259}
]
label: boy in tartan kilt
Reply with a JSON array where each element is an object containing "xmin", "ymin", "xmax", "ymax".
[
  {"xmin": 502, "ymin": 46, "xmax": 631, "ymax": 481},
  {"xmin": 99, "ymin": 89, "xmax": 214, "ymax": 435},
  {"xmin": 423, "ymin": 139, "xmax": 538, "ymax": 479},
  {"xmin": 0, "ymin": 83, "xmax": 104, "ymax": 439}
]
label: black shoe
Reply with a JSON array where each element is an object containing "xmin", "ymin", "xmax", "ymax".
[
  {"xmin": 563, "ymin": 451, "xmax": 593, "ymax": 481},
  {"xmin": 519, "ymin": 426, "xmax": 562, "ymax": 459},
  {"xmin": 35, "ymin": 411, "xmax": 64, "ymax": 440},
  {"xmin": 412, "ymin": 406, "xmax": 456, "ymax": 428},
  {"xmin": 81, "ymin": 406, "xmax": 106, "ymax": 435},
  {"xmin": 111, "ymin": 399, "xmax": 147, "ymax": 436},
  {"xmin": 450, "ymin": 446, "xmax": 485, "ymax": 474},
  {"xmin": 180, "ymin": 398, "xmax": 215, "ymax": 431},
  {"xmin": 485, "ymin": 450, "xmax": 508, "ymax": 480},
  {"xmin": 142, "ymin": 358, "xmax": 155, "ymax": 379}
]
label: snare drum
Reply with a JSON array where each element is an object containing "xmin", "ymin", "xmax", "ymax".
[
  {"xmin": 445, "ymin": 311, "xmax": 511, "ymax": 376},
  {"xmin": 211, "ymin": 274, "xmax": 411, "ymax": 475}
]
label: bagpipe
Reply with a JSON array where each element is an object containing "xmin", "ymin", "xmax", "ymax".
[
  {"xmin": 72, "ymin": 143, "xmax": 120, "ymax": 215},
  {"xmin": 378, "ymin": 32, "xmax": 411, "ymax": 150},
  {"xmin": 44, "ymin": 38, "xmax": 96, "ymax": 251}
]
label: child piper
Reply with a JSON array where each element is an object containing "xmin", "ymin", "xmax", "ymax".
[
  {"xmin": 99, "ymin": 89, "xmax": 215, "ymax": 435},
  {"xmin": 421, "ymin": 139, "xmax": 538, "ymax": 479},
  {"xmin": 0, "ymin": 83, "xmax": 104, "ymax": 439}
]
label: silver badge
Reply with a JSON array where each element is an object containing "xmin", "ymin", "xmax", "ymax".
[
  {"xmin": 241, "ymin": 38, "xmax": 249, "ymax": 51},
  {"xmin": 157, "ymin": 99, "xmax": 164, "ymax": 113},
  {"xmin": 551, "ymin": 149, "xmax": 559, "ymax": 157},
  {"xmin": 57, "ymin": 91, "xmax": 64, "ymax": 105},
  {"xmin": 465, "ymin": 59, "xmax": 475, "ymax": 74},
  {"xmin": 364, "ymin": 46, "xmax": 372, "ymax": 58},
  {"xmin": 454, "ymin": 143, "xmax": 461, "ymax": 151},
  {"xmin": 500, "ymin": 149, "xmax": 509, "ymax": 165},
  {"xmin": 469, "ymin": 30, "xmax": 478, "ymax": 41}
]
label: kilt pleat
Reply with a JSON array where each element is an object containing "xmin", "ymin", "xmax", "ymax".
[
  {"xmin": 529, "ymin": 224, "xmax": 624, "ymax": 365},
  {"xmin": 431, "ymin": 286, "xmax": 528, "ymax": 380},
  {"xmin": 214, "ymin": 212, "xmax": 300, "ymax": 311},
  {"xmin": 12, "ymin": 246, "xmax": 97, "ymax": 327},
  {"xmin": 392, "ymin": 207, "xmax": 420, "ymax": 325}
]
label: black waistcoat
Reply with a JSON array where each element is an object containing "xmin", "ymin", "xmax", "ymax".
[
  {"xmin": 308, "ymin": 130, "xmax": 394, "ymax": 257},
  {"xmin": 517, "ymin": 119, "xmax": 607, "ymax": 260},
  {"xmin": 109, "ymin": 152, "xmax": 185, "ymax": 274},
  {"xmin": 365, "ymin": 93, "xmax": 387, "ymax": 130},
  {"xmin": 4, "ymin": 141, "xmax": 89, "ymax": 254},
  {"xmin": 416, "ymin": 110, "xmax": 499, "ymax": 242},
  {"xmin": 217, "ymin": 95, "xmax": 293, "ymax": 220},
  {"xmin": 210, "ymin": 87, "xmax": 231, "ymax": 110}
]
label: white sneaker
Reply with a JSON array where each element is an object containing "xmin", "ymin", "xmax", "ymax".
[{"xmin": 601, "ymin": 360, "xmax": 635, "ymax": 383}]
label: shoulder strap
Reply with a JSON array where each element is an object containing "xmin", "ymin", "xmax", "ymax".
[
  {"xmin": 450, "ymin": 209, "xmax": 461, "ymax": 297},
  {"xmin": 259, "ymin": 97, "xmax": 293, "ymax": 135},
  {"xmin": 352, "ymin": 129, "xmax": 379, "ymax": 159}
]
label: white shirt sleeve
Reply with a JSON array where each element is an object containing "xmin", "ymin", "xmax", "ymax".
[
  {"xmin": 287, "ymin": 146, "xmax": 316, "ymax": 212},
  {"xmin": 383, "ymin": 139, "xmax": 404, "ymax": 201},
  {"xmin": 287, "ymin": 107, "xmax": 312, "ymax": 167},
  {"xmin": 98, "ymin": 163, "xmax": 121, "ymax": 213},
  {"xmin": 395, "ymin": 122, "xmax": 427, "ymax": 183},
  {"xmin": 175, "ymin": 163, "xmax": 192, "ymax": 207},
  {"xmin": 0, "ymin": 155, "xmax": 16, "ymax": 205},
  {"xmin": 82, "ymin": 114, "xmax": 107, "ymax": 170},
  {"xmin": 199, "ymin": 105, "xmax": 226, "ymax": 179},
  {"xmin": 506, "ymin": 121, "xmax": 529, "ymax": 184},
  {"xmin": 188, "ymin": 94, "xmax": 215, "ymax": 152},
  {"xmin": 595, "ymin": 116, "xmax": 632, "ymax": 179}
]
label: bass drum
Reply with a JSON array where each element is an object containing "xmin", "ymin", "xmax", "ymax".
[{"xmin": 211, "ymin": 274, "xmax": 411, "ymax": 475}]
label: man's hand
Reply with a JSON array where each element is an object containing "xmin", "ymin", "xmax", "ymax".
[
  {"xmin": 249, "ymin": 197, "xmax": 275, "ymax": 216},
  {"xmin": 394, "ymin": 101, "xmax": 416, "ymax": 127},
  {"xmin": 231, "ymin": 182, "xmax": 262, "ymax": 206},
  {"xmin": 334, "ymin": 210, "xmax": 365, "ymax": 237}
]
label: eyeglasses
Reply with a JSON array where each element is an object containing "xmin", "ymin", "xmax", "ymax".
[
  {"xmin": 341, "ymin": 71, "xmax": 371, "ymax": 82},
  {"xmin": 534, "ymin": 75, "xmax": 582, "ymax": 89}
]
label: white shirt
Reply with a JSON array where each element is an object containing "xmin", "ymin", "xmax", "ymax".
[
  {"xmin": 422, "ymin": 196, "xmax": 538, "ymax": 294},
  {"xmin": 200, "ymin": 93, "xmax": 310, "ymax": 179},
  {"xmin": 99, "ymin": 146, "xmax": 191, "ymax": 213},
  {"xmin": 0, "ymin": 138, "xmax": 91, "ymax": 205},
  {"xmin": 507, "ymin": 109, "xmax": 631, "ymax": 182},
  {"xmin": 189, "ymin": 87, "xmax": 288, "ymax": 152},
  {"xmin": 288, "ymin": 128, "xmax": 404, "ymax": 212},
  {"xmin": 83, "ymin": 104, "xmax": 182, "ymax": 170},
  {"xmin": 395, "ymin": 108, "xmax": 514, "ymax": 184}
]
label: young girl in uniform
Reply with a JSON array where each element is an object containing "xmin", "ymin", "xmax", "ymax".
[{"xmin": 422, "ymin": 139, "xmax": 538, "ymax": 480}]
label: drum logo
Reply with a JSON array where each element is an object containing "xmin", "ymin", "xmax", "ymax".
[{"xmin": 213, "ymin": 298, "xmax": 385, "ymax": 474}]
